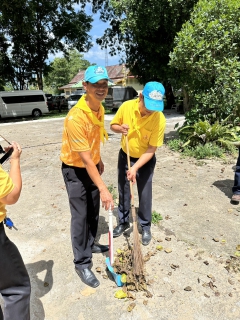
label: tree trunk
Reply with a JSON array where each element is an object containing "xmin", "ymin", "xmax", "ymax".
[
  {"xmin": 37, "ymin": 70, "xmax": 43, "ymax": 90},
  {"xmin": 182, "ymin": 87, "xmax": 191, "ymax": 113},
  {"xmin": 165, "ymin": 83, "xmax": 175, "ymax": 109}
]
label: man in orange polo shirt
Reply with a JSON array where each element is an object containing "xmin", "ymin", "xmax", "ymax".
[
  {"xmin": 60, "ymin": 65, "xmax": 114, "ymax": 288},
  {"xmin": 110, "ymin": 82, "xmax": 166, "ymax": 246}
]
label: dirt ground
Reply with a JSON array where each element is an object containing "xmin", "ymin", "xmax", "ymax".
[{"xmin": 1, "ymin": 110, "xmax": 240, "ymax": 320}]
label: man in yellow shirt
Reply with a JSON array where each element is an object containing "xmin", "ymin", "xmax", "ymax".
[
  {"xmin": 0, "ymin": 141, "xmax": 31, "ymax": 320},
  {"xmin": 110, "ymin": 82, "xmax": 166, "ymax": 246},
  {"xmin": 60, "ymin": 65, "xmax": 114, "ymax": 288}
]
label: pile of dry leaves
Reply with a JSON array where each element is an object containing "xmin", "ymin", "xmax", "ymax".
[{"xmin": 112, "ymin": 244, "xmax": 158, "ymax": 300}]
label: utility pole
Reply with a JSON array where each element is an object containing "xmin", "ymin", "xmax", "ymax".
[
  {"xmin": 105, "ymin": 47, "xmax": 108, "ymax": 67},
  {"xmin": 122, "ymin": 64, "xmax": 127, "ymax": 87}
]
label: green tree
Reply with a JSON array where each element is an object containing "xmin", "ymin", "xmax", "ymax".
[
  {"xmin": 44, "ymin": 50, "xmax": 90, "ymax": 94},
  {"xmin": 169, "ymin": 0, "xmax": 240, "ymax": 122},
  {"xmin": 0, "ymin": 32, "xmax": 15, "ymax": 90},
  {"xmin": 94, "ymin": 0, "xmax": 197, "ymax": 84},
  {"xmin": 0, "ymin": 0, "xmax": 93, "ymax": 90},
  {"xmin": 67, "ymin": 50, "xmax": 90, "ymax": 81}
]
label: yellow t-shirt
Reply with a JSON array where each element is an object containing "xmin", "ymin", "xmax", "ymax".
[
  {"xmin": 60, "ymin": 95, "xmax": 105, "ymax": 167},
  {"xmin": 110, "ymin": 98, "xmax": 166, "ymax": 158},
  {"xmin": 0, "ymin": 165, "xmax": 14, "ymax": 222}
]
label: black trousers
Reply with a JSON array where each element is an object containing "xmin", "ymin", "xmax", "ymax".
[
  {"xmin": 0, "ymin": 222, "xmax": 31, "ymax": 320},
  {"xmin": 62, "ymin": 163, "xmax": 100, "ymax": 270},
  {"xmin": 117, "ymin": 149, "xmax": 156, "ymax": 231},
  {"xmin": 232, "ymin": 147, "xmax": 240, "ymax": 195}
]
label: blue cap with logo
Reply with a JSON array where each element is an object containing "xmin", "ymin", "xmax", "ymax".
[
  {"xmin": 84, "ymin": 65, "xmax": 110, "ymax": 83},
  {"xmin": 142, "ymin": 81, "xmax": 165, "ymax": 112}
]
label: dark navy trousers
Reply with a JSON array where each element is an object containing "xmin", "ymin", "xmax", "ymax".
[
  {"xmin": 232, "ymin": 148, "xmax": 240, "ymax": 195},
  {"xmin": 0, "ymin": 222, "xmax": 31, "ymax": 320},
  {"xmin": 61, "ymin": 163, "xmax": 100, "ymax": 270},
  {"xmin": 117, "ymin": 149, "xmax": 156, "ymax": 231}
]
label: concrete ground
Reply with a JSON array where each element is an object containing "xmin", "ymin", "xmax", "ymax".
[{"xmin": 0, "ymin": 110, "xmax": 240, "ymax": 320}]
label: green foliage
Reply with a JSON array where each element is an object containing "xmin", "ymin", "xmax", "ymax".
[
  {"xmin": 167, "ymin": 139, "xmax": 183, "ymax": 152},
  {"xmin": 167, "ymin": 138, "xmax": 234, "ymax": 159},
  {"xmin": 95, "ymin": 0, "xmax": 197, "ymax": 83},
  {"xmin": 182, "ymin": 143, "xmax": 225, "ymax": 159},
  {"xmin": 169, "ymin": 0, "xmax": 240, "ymax": 121},
  {"xmin": 168, "ymin": 118, "xmax": 240, "ymax": 158},
  {"xmin": 178, "ymin": 120, "xmax": 240, "ymax": 149},
  {"xmin": 0, "ymin": 0, "xmax": 93, "ymax": 90},
  {"xmin": 151, "ymin": 211, "xmax": 163, "ymax": 225},
  {"xmin": 44, "ymin": 50, "xmax": 90, "ymax": 94},
  {"xmin": 0, "ymin": 33, "xmax": 15, "ymax": 90}
]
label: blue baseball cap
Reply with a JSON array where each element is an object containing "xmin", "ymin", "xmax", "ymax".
[
  {"xmin": 142, "ymin": 81, "xmax": 165, "ymax": 112},
  {"xmin": 84, "ymin": 65, "xmax": 110, "ymax": 83}
]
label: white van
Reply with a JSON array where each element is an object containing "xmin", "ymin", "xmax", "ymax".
[{"xmin": 0, "ymin": 90, "xmax": 49, "ymax": 118}]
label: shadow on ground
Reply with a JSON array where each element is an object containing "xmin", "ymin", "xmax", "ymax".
[
  {"xmin": 213, "ymin": 179, "xmax": 233, "ymax": 200},
  {"xmin": 26, "ymin": 260, "xmax": 54, "ymax": 320}
]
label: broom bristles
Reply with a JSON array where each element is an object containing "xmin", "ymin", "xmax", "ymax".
[
  {"xmin": 132, "ymin": 207, "xmax": 144, "ymax": 276},
  {"xmin": 125, "ymin": 135, "xmax": 145, "ymax": 276},
  {"xmin": 133, "ymin": 234, "xmax": 144, "ymax": 275}
]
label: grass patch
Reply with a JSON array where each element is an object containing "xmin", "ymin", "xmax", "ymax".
[
  {"xmin": 40, "ymin": 111, "xmax": 68, "ymax": 119},
  {"xmin": 183, "ymin": 144, "xmax": 224, "ymax": 159},
  {"xmin": 167, "ymin": 139, "xmax": 237, "ymax": 159},
  {"xmin": 151, "ymin": 211, "xmax": 163, "ymax": 225},
  {"xmin": 167, "ymin": 139, "xmax": 182, "ymax": 152}
]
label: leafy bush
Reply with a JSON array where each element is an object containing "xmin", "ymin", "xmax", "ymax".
[
  {"xmin": 178, "ymin": 120, "xmax": 240, "ymax": 150},
  {"xmin": 169, "ymin": 0, "xmax": 240, "ymax": 123},
  {"xmin": 167, "ymin": 139, "xmax": 231, "ymax": 159}
]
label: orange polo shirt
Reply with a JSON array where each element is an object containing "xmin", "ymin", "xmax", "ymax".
[{"xmin": 60, "ymin": 95, "xmax": 104, "ymax": 167}]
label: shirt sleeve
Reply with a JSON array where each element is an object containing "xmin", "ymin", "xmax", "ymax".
[
  {"xmin": 110, "ymin": 104, "xmax": 124, "ymax": 126},
  {"xmin": 0, "ymin": 166, "xmax": 14, "ymax": 200}
]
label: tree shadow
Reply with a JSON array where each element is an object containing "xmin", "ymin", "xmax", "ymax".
[{"xmin": 26, "ymin": 260, "xmax": 54, "ymax": 320}]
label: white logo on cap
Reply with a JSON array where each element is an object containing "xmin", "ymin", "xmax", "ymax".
[
  {"xmin": 95, "ymin": 67, "xmax": 105, "ymax": 74},
  {"xmin": 149, "ymin": 90, "xmax": 163, "ymax": 101}
]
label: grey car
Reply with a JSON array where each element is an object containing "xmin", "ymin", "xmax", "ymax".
[{"xmin": 67, "ymin": 94, "xmax": 83, "ymax": 110}]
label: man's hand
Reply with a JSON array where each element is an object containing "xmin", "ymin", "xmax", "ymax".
[
  {"xmin": 99, "ymin": 187, "xmax": 114, "ymax": 211},
  {"xmin": 121, "ymin": 124, "xmax": 129, "ymax": 136},
  {"xmin": 127, "ymin": 166, "xmax": 137, "ymax": 184},
  {"xmin": 110, "ymin": 123, "xmax": 129, "ymax": 135}
]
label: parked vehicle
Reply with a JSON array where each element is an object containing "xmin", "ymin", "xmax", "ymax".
[
  {"xmin": 0, "ymin": 90, "xmax": 49, "ymax": 118},
  {"xmin": 105, "ymin": 86, "xmax": 138, "ymax": 110},
  {"xmin": 47, "ymin": 95, "xmax": 68, "ymax": 111},
  {"xmin": 60, "ymin": 96, "xmax": 68, "ymax": 108},
  {"xmin": 46, "ymin": 94, "xmax": 53, "ymax": 109},
  {"xmin": 67, "ymin": 90, "xmax": 85, "ymax": 110}
]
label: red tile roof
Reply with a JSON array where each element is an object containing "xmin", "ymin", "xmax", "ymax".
[{"xmin": 59, "ymin": 64, "xmax": 131, "ymax": 90}]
